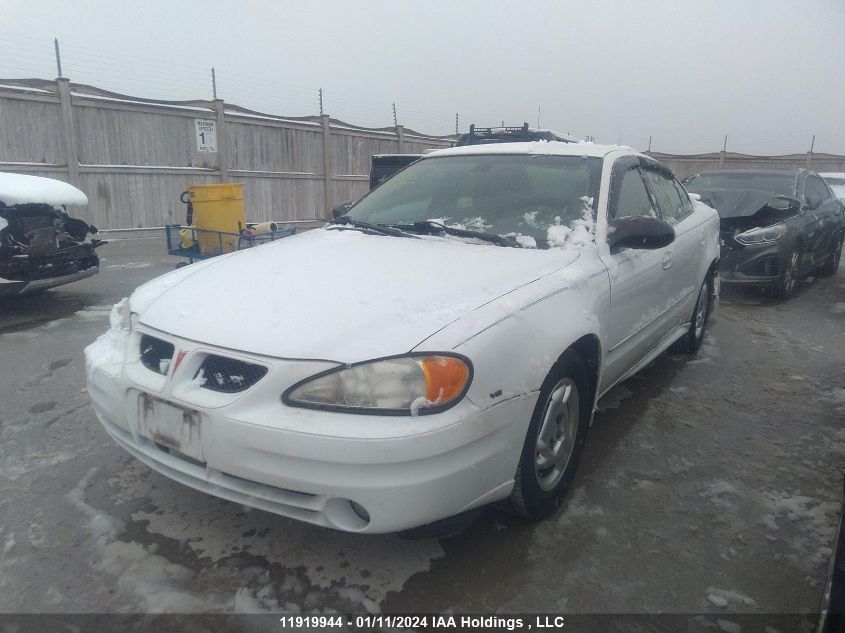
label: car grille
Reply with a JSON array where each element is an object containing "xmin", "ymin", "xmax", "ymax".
[
  {"xmin": 195, "ymin": 355, "xmax": 268, "ymax": 393},
  {"xmin": 743, "ymin": 256, "xmax": 779, "ymax": 277},
  {"xmin": 139, "ymin": 335, "xmax": 175, "ymax": 375}
]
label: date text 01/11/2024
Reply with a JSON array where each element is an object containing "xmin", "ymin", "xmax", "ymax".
[{"xmin": 277, "ymin": 615, "xmax": 567, "ymax": 630}]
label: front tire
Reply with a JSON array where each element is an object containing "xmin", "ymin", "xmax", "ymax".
[
  {"xmin": 506, "ymin": 350, "xmax": 592, "ymax": 520},
  {"xmin": 774, "ymin": 247, "xmax": 801, "ymax": 299}
]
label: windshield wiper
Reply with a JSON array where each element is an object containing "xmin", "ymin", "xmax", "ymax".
[
  {"xmin": 385, "ymin": 220, "xmax": 519, "ymax": 248},
  {"xmin": 329, "ymin": 216, "xmax": 417, "ymax": 239}
]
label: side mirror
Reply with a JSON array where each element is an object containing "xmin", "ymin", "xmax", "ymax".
[
  {"xmin": 688, "ymin": 192, "xmax": 702, "ymax": 202},
  {"xmin": 331, "ymin": 201, "xmax": 353, "ymax": 219},
  {"xmin": 607, "ymin": 216, "xmax": 675, "ymax": 252}
]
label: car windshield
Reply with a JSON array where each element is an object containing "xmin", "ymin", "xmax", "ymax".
[
  {"xmin": 348, "ymin": 154, "xmax": 603, "ymax": 249},
  {"xmin": 685, "ymin": 172, "xmax": 795, "ymax": 197}
]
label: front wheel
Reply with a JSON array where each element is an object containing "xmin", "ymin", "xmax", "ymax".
[
  {"xmin": 506, "ymin": 350, "xmax": 592, "ymax": 520},
  {"xmin": 774, "ymin": 247, "xmax": 801, "ymax": 299}
]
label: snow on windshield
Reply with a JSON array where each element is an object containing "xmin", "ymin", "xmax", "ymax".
[{"xmin": 351, "ymin": 154, "xmax": 602, "ymax": 249}]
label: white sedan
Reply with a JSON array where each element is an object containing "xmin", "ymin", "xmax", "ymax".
[{"xmin": 85, "ymin": 142, "xmax": 720, "ymax": 533}]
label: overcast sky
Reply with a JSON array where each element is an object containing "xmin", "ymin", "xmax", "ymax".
[{"xmin": 2, "ymin": 0, "xmax": 843, "ymax": 154}]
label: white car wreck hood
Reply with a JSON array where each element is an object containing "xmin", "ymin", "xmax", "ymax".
[{"xmin": 133, "ymin": 227, "xmax": 581, "ymax": 362}]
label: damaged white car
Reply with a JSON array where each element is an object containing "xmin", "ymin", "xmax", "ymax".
[
  {"xmin": 86, "ymin": 142, "xmax": 719, "ymax": 533},
  {"xmin": 0, "ymin": 172, "xmax": 102, "ymax": 297}
]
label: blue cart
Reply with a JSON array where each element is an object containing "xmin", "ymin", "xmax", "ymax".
[{"xmin": 165, "ymin": 223, "xmax": 297, "ymax": 266}]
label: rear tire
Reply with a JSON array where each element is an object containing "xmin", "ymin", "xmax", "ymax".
[
  {"xmin": 506, "ymin": 350, "xmax": 592, "ymax": 520},
  {"xmin": 820, "ymin": 235, "xmax": 843, "ymax": 277},
  {"xmin": 678, "ymin": 277, "xmax": 712, "ymax": 354}
]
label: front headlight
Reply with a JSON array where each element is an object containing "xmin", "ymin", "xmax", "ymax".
[
  {"xmin": 735, "ymin": 223, "xmax": 787, "ymax": 245},
  {"xmin": 283, "ymin": 354, "xmax": 472, "ymax": 416}
]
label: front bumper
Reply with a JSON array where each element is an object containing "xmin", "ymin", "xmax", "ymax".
[
  {"xmin": 86, "ymin": 325, "xmax": 534, "ymax": 533},
  {"xmin": 718, "ymin": 241, "xmax": 787, "ymax": 287},
  {"xmin": 0, "ymin": 266, "xmax": 99, "ymax": 297}
]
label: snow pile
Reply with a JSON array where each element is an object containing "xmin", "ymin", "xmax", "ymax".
[
  {"xmin": 699, "ymin": 481, "xmax": 743, "ymax": 509},
  {"xmin": 461, "ymin": 216, "xmax": 492, "ymax": 232},
  {"xmin": 0, "ymin": 171, "xmax": 88, "ymax": 206},
  {"xmin": 705, "ymin": 587, "xmax": 758, "ymax": 609},
  {"xmin": 191, "ymin": 368, "xmax": 207, "ymax": 388},
  {"xmin": 335, "ymin": 587, "xmax": 381, "ymax": 614},
  {"xmin": 556, "ymin": 487, "xmax": 605, "ymax": 524},
  {"xmin": 426, "ymin": 216, "xmax": 491, "ymax": 232},
  {"xmin": 546, "ymin": 198, "xmax": 595, "ymax": 248},
  {"xmin": 66, "ymin": 467, "xmax": 229, "ymax": 612},
  {"xmin": 84, "ymin": 298, "xmax": 130, "ymax": 379},
  {"xmin": 502, "ymin": 232, "xmax": 538, "ymax": 248},
  {"xmin": 763, "ymin": 491, "xmax": 838, "ymax": 540},
  {"xmin": 410, "ymin": 393, "xmax": 442, "ymax": 416}
]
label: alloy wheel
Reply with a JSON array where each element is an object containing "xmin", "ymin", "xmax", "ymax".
[
  {"xmin": 693, "ymin": 281, "xmax": 709, "ymax": 343},
  {"xmin": 782, "ymin": 250, "xmax": 800, "ymax": 297},
  {"xmin": 534, "ymin": 378, "xmax": 580, "ymax": 492}
]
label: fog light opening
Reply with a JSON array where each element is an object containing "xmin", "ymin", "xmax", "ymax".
[
  {"xmin": 350, "ymin": 501, "xmax": 370, "ymax": 523},
  {"xmin": 323, "ymin": 497, "xmax": 371, "ymax": 530}
]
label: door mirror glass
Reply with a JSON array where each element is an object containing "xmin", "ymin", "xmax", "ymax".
[{"xmin": 607, "ymin": 216, "xmax": 675, "ymax": 252}]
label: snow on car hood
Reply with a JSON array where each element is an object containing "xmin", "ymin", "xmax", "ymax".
[
  {"xmin": 134, "ymin": 227, "xmax": 581, "ymax": 362},
  {"xmin": 0, "ymin": 172, "xmax": 89, "ymax": 207}
]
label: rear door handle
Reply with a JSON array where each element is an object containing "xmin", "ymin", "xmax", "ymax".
[{"xmin": 663, "ymin": 252, "xmax": 673, "ymax": 270}]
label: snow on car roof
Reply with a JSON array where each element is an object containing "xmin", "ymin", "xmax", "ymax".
[
  {"xmin": 0, "ymin": 172, "xmax": 89, "ymax": 207},
  {"xmin": 425, "ymin": 141, "xmax": 633, "ymax": 159}
]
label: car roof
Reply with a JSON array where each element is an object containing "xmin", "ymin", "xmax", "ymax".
[{"xmin": 425, "ymin": 141, "xmax": 634, "ymax": 160}]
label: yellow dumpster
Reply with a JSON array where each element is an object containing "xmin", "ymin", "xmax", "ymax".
[{"xmin": 188, "ymin": 183, "xmax": 245, "ymax": 255}]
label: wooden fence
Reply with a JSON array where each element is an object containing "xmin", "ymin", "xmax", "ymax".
[
  {"xmin": 0, "ymin": 78, "xmax": 454, "ymax": 229},
  {"xmin": 645, "ymin": 150, "xmax": 845, "ymax": 180}
]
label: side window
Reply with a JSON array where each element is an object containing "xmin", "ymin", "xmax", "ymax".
[
  {"xmin": 804, "ymin": 175, "xmax": 832, "ymax": 205},
  {"xmin": 612, "ymin": 168, "xmax": 657, "ymax": 219},
  {"xmin": 641, "ymin": 168, "xmax": 689, "ymax": 225},
  {"xmin": 673, "ymin": 178, "xmax": 694, "ymax": 215}
]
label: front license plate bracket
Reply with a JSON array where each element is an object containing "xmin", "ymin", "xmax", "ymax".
[{"xmin": 138, "ymin": 393, "xmax": 204, "ymax": 462}]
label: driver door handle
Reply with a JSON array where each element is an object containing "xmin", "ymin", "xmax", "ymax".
[{"xmin": 662, "ymin": 252, "xmax": 673, "ymax": 270}]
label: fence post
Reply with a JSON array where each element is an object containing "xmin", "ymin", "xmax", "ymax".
[
  {"xmin": 396, "ymin": 125, "xmax": 405, "ymax": 153},
  {"xmin": 56, "ymin": 78, "xmax": 79, "ymax": 186},
  {"xmin": 806, "ymin": 134, "xmax": 815, "ymax": 169},
  {"xmin": 322, "ymin": 114, "xmax": 332, "ymax": 218},
  {"xmin": 213, "ymin": 99, "xmax": 228, "ymax": 182}
]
